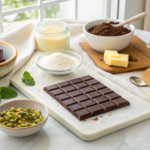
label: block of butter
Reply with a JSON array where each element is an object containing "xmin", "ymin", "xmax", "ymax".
[
  {"xmin": 104, "ymin": 50, "xmax": 119, "ymax": 62},
  {"xmin": 109, "ymin": 54, "xmax": 129, "ymax": 68},
  {"xmin": 106, "ymin": 52, "xmax": 120, "ymax": 64}
]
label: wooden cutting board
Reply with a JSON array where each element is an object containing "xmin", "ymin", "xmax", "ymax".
[
  {"xmin": 142, "ymin": 68, "xmax": 150, "ymax": 86},
  {"xmin": 79, "ymin": 35, "xmax": 150, "ymax": 74}
]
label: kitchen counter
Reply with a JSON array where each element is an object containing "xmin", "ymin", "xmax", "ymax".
[
  {"xmin": 0, "ymin": 27, "xmax": 150, "ymax": 150},
  {"xmin": 1, "ymin": 86, "xmax": 150, "ymax": 150}
]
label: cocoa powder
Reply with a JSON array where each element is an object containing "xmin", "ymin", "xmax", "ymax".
[{"xmin": 88, "ymin": 22, "xmax": 131, "ymax": 36}]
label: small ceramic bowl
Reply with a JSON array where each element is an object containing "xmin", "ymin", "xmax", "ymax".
[
  {"xmin": 0, "ymin": 41, "xmax": 17, "ymax": 78},
  {"xmin": 36, "ymin": 50, "xmax": 83, "ymax": 75},
  {"xmin": 83, "ymin": 19, "xmax": 135, "ymax": 53},
  {"xmin": 0, "ymin": 99, "xmax": 49, "ymax": 137}
]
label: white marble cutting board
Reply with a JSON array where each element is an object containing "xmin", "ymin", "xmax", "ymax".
[{"xmin": 11, "ymin": 51, "xmax": 150, "ymax": 141}]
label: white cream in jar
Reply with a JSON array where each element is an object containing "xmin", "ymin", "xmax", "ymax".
[{"xmin": 35, "ymin": 21, "xmax": 70, "ymax": 52}]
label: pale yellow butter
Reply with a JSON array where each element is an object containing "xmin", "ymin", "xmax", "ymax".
[
  {"xmin": 104, "ymin": 50, "xmax": 119, "ymax": 62},
  {"xmin": 43, "ymin": 26, "xmax": 64, "ymax": 32},
  {"xmin": 109, "ymin": 54, "xmax": 129, "ymax": 67},
  {"xmin": 106, "ymin": 52, "xmax": 119, "ymax": 64}
]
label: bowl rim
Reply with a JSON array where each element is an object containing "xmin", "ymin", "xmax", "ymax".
[
  {"xmin": 36, "ymin": 50, "xmax": 83, "ymax": 73},
  {"xmin": 0, "ymin": 41, "xmax": 18, "ymax": 67},
  {"xmin": 0, "ymin": 99, "xmax": 49, "ymax": 130},
  {"xmin": 83, "ymin": 19, "xmax": 135, "ymax": 38}
]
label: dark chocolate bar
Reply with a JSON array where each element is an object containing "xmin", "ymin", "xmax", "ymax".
[
  {"xmin": 0, "ymin": 49, "xmax": 3, "ymax": 59},
  {"xmin": 44, "ymin": 75, "xmax": 130, "ymax": 120},
  {"xmin": 0, "ymin": 58, "xmax": 5, "ymax": 63}
]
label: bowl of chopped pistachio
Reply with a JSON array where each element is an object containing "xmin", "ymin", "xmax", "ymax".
[{"xmin": 0, "ymin": 99, "xmax": 49, "ymax": 137}]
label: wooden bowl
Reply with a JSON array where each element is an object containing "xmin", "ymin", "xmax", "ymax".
[{"xmin": 0, "ymin": 41, "xmax": 17, "ymax": 78}]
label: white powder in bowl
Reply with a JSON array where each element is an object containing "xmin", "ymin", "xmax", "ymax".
[{"xmin": 39, "ymin": 52, "xmax": 79, "ymax": 70}]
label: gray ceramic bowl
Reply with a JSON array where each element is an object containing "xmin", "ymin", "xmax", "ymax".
[
  {"xmin": 0, "ymin": 99, "xmax": 49, "ymax": 137},
  {"xmin": 0, "ymin": 41, "xmax": 17, "ymax": 78}
]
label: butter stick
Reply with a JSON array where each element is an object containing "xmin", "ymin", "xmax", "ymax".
[
  {"xmin": 104, "ymin": 50, "xmax": 119, "ymax": 62},
  {"xmin": 109, "ymin": 54, "xmax": 129, "ymax": 68},
  {"xmin": 106, "ymin": 52, "xmax": 119, "ymax": 64}
]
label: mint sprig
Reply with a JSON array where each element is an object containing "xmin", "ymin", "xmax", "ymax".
[
  {"xmin": 22, "ymin": 71, "xmax": 35, "ymax": 86},
  {"xmin": 0, "ymin": 88, "xmax": 1, "ymax": 103},
  {"xmin": 0, "ymin": 87, "xmax": 18, "ymax": 102}
]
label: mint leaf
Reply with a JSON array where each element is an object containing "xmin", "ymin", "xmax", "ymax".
[
  {"xmin": 22, "ymin": 78, "xmax": 35, "ymax": 86},
  {"xmin": 0, "ymin": 87, "xmax": 18, "ymax": 99},
  {"xmin": 22, "ymin": 71, "xmax": 35, "ymax": 86},
  {"xmin": 0, "ymin": 88, "xmax": 1, "ymax": 103},
  {"xmin": 23, "ymin": 71, "xmax": 34, "ymax": 80}
]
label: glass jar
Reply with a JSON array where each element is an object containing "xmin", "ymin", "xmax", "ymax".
[{"xmin": 35, "ymin": 21, "xmax": 70, "ymax": 52}]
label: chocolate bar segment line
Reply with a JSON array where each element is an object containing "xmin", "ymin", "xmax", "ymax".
[{"xmin": 43, "ymin": 75, "xmax": 130, "ymax": 120}]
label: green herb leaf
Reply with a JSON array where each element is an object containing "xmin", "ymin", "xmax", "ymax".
[
  {"xmin": 0, "ymin": 87, "xmax": 18, "ymax": 99},
  {"xmin": 22, "ymin": 71, "xmax": 35, "ymax": 86},
  {"xmin": 0, "ymin": 88, "xmax": 1, "ymax": 103}
]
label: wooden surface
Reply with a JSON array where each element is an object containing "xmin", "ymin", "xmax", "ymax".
[
  {"xmin": 142, "ymin": 68, "xmax": 150, "ymax": 86},
  {"xmin": 79, "ymin": 35, "xmax": 150, "ymax": 74}
]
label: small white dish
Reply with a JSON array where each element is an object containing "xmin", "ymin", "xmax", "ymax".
[
  {"xmin": 0, "ymin": 41, "xmax": 17, "ymax": 78},
  {"xmin": 36, "ymin": 50, "xmax": 83, "ymax": 75},
  {"xmin": 0, "ymin": 99, "xmax": 49, "ymax": 137},
  {"xmin": 83, "ymin": 19, "xmax": 135, "ymax": 53}
]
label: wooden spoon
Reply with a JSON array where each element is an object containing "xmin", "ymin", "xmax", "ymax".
[
  {"xmin": 142, "ymin": 68, "xmax": 150, "ymax": 86},
  {"xmin": 113, "ymin": 12, "xmax": 147, "ymax": 28}
]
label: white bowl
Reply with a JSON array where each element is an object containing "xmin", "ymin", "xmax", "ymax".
[
  {"xmin": 0, "ymin": 41, "xmax": 17, "ymax": 78},
  {"xmin": 0, "ymin": 99, "xmax": 49, "ymax": 137},
  {"xmin": 83, "ymin": 19, "xmax": 135, "ymax": 53}
]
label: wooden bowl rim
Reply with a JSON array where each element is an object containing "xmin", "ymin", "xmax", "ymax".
[{"xmin": 0, "ymin": 41, "xmax": 18, "ymax": 67}]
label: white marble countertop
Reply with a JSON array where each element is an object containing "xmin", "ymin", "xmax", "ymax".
[{"xmin": 0, "ymin": 29, "xmax": 150, "ymax": 150}]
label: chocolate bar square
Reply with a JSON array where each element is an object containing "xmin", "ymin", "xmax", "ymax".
[
  {"xmin": 92, "ymin": 83, "xmax": 106, "ymax": 90},
  {"xmin": 61, "ymin": 98, "xmax": 77, "ymax": 106},
  {"xmin": 74, "ymin": 95, "xmax": 89, "ymax": 102},
  {"xmin": 74, "ymin": 82, "xmax": 88, "ymax": 89},
  {"xmin": 93, "ymin": 96, "xmax": 109, "ymax": 104},
  {"xmin": 57, "ymin": 81, "xmax": 71, "ymax": 88},
  {"xmin": 86, "ymin": 79, "xmax": 99, "ymax": 85},
  {"xmin": 80, "ymin": 87, "xmax": 94, "ymax": 94},
  {"xmin": 99, "ymin": 88, "xmax": 113, "ymax": 95},
  {"xmin": 81, "ymin": 100, "xmax": 96, "ymax": 108},
  {"xmin": 62, "ymin": 85, "xmax": 77, "ymax": 92},
  {"xmin": 86, "ymin": 91, "xmax": 101, "ymax": 99}
]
